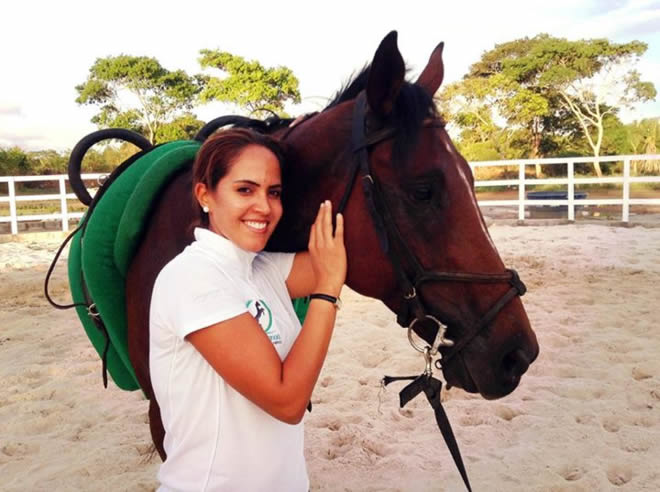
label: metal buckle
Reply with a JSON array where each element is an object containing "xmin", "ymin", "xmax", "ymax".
[
  {"xmin": 87, "ymin": 303, "xmax": 100, "ymax": 319},
  {"xmin": 404, "ymin": 286, "xmax": 417, "ymax": 300},
  {"xmin": 423, "ymin": 346, "xmax": 433, "ymax": 377}
]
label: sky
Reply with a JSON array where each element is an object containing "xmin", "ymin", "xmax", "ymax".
[{"xmin": 1, "ymin": 0, "xmax": 659, "ymax": 152}]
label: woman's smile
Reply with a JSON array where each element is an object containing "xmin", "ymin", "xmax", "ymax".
[
  {"xmin": 243, "ymin": 220, "xmax": 269, "ymax": 232},
  {"xmin": 197, "ymin": 144, "xmax": 283, "ymax": 252}
]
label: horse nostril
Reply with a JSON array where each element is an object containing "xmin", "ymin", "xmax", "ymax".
[{"xmin": 501, "ymin": 348, "xmax": 531, "ymax": 379}]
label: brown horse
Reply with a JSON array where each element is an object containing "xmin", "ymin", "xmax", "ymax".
[{"xmin": 125, "ymin": 31, "xmax": 539, "ymax": 460}]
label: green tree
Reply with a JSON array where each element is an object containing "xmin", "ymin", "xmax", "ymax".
[
  {"xmin": 75, "ymin": 55, "xmax": 204, "ymax": 144},
  {"xmin": 0, "ymin": 147, "xmax": 33, "ymax": 176},
  {"xmin": 28, "ymin": 149, "xmax": 68, "ymax": 175},
  {"xmin": 627, "ymin": 118, "xmax": 660, "ymax": 174},
  {"xmin": 466, "ymin": 34, "xmax": 656, "ymax": 177},
  {"xmin": 198, "ymin": 50, "xmax": 300, "ymax": 117},
  {"xmin": 155, "ymin": 113, "xmax": 205, "ymax": 142},
  {"xmin": 438, "ymin": 74, "xmax": 545, "ymax": 161}
]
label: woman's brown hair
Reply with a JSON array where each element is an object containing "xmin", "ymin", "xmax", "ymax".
[{"xmin": 191, "ymin": 128, "xmax": 286, "ymax": 228}]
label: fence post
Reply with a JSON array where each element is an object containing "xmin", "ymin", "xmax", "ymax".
[
  {"xmin": 622, "ymin": 158, "xmax": 630, "ymax": 223},
  {"xmin": 518, "ymin": 162, "xmax": 525, "ymax": 221},
  {"xmin": 59, "ymin": 176, "xmax": 69, "ymax": 232},
  {"xmin": 567, "ymin": 160, "xmax": 575, "ymax": 222},
  {"xmin": 8, "ymin": 178, "xmax": 18, "ymax": 235}
]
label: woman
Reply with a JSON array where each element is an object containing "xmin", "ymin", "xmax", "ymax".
[{"xmin": 149, "ymin": 128, "xmax": 346, "ymax": 491}]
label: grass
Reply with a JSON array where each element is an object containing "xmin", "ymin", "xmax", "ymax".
[
  {"xmin": 0, "ymin": 200, "xmax": 87, "ymax": 217},
  {"xmin": 0, "ymin": 183, "xmax": 91, "ymax": 216}
]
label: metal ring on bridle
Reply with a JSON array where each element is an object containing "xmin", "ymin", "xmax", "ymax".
[
  {"xmin": 408, "ymin": 315, "xmax": 455, "ymax": 355},
  {"xmin": 408, "ymin": 315, "xmax": 442, "ymax": 352}
]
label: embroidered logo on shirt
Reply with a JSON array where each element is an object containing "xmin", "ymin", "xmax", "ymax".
[{"xmin": 246, "ymin": 299, "xmax": 281, "ymax": 344}]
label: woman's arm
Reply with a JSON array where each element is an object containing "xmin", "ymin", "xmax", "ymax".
[
  {"xmin": 186, "ymin": 201, "xmax": 346, "ymax": 424},
  {"xmin": 286, "ymin": 252, "xmax": 315, "ymax": 299}
]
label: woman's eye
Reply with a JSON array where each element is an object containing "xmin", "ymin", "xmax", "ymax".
[
  {"xmin": 412, "ymin": 186, "xmax": 433, "ymax": 202},
  {"xmin": 237, "ymin": 187, "xmax": 252, "ymax": 194},
  {"xmin": 269, "ymin": 190, "xmax": 282, "ymax": 198}
]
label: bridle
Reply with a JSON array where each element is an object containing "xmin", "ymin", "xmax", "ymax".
[
  {"xmin": 284, "ymin": 93, "xmax": 529, "ymax": 491},
  {"xmin": 340, "ymin": 91, "xmax": 529, "ymax": 492},
  {"xmin": 335, "ymin": 92, "xmax": 527, "ymax": 364}
]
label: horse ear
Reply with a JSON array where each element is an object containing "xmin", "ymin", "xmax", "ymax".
[
  {"xmin": 415, "ymin": 41, "xmax": 445, "ymax": 97},
  {"xmin": 366, "ymin": 31, "xmax": 406, "ymax": 117}
]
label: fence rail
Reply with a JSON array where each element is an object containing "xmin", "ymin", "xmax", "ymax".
[
  {"xmin": 2, "ymin": 155, "xmax": 660, "ymax": 234},
  {"xmin": 0, "ymin": 174, "xmax": 105, "ymax": 234},
  {"xmin": 470, "ymin": 154, "xmax": 660, "ymax": 222}
]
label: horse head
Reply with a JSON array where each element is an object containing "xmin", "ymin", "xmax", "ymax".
[{"xmin": 269, "ymin": 31, "xmax": 539, "ymax": 399}]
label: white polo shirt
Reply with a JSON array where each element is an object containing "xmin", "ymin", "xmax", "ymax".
[{"xmin": 149, "ymin": 227, "xmax": 308, "ymax": 492}]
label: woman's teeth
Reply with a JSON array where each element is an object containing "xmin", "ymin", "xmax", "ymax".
[{"xmin": 244, "ymin": 221, "xmax": 267, "ymax": 231}]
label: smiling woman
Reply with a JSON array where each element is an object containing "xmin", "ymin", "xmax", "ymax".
[
  {"xmin": 148, "ymin": 128, "xmax": 347, "ymax": 491},
  {"xmin": 193, "ymin": 133, "xmax": 285, "ymax": 252}
]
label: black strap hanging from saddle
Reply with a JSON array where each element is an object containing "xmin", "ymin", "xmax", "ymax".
[{"xmin": 43, "ymin": 144, "xmax": 154, "ymax": 388}]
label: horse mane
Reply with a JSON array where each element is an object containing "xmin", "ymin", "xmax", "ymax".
[
  {"xmin": 325, "ymin": 65, "xmax": 441, "ymax": 165},
  {"xmin": 244, "ymin": 115, "xmax": 294, "ymax": 135},
  {"xmin": 325, "ymin": 65, "xmax": 372, "ymax": 109},
  {"xmin": 238, "ymin": 64, "xmax": 441, "ymax": 165}
]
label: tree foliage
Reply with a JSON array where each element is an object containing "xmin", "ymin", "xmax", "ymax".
[
  {"xmin": 627, "ymin": 118, "xmax": 660, "ymax": 173},
  {"xmin": 0, "ymin": 144, "xmax": 143, "ymax": 177},
  {"xmin": 441, "ymin": 34, "xmax": 657, "ymax": 177},
  {"xmin": 155, "ymin": 113, "xmax": 205, "ymax": 142},
  {"xmin": 198, "ymin": 49, "xmax": 300, "ymax": 117},
  {"xmin": 75, "ymin": 55, "xmax": 204, "ymax": 143},
  {"xmin": 0, "ymin": 147, "xmax": 32, "ymax": 176}
]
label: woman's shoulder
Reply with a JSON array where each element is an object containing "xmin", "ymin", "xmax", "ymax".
[
  {"xmin": 255, "ymin": 251, "xmax": 296, "ymax": 278},
  {"xmin": 257, "ymin": 251, "xmax": 296, "ymax": 263},
  {"xmin": 155, "ymin": 244, "xmax": 217, "ymax": 285}
]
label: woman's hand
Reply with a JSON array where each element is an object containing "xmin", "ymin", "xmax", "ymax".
[{"xmin": 308, "ymin": 200, "xmax": 346, "ymax": 297}]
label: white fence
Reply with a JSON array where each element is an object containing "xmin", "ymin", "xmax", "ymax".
[
  {"xmin": 0, "ymin": 174, "xmax": 104, "ymax": 235},
  {"xmin": 2, "ymin": 155, "xmax": 660, "ymax": 234},
  {"xmin": 470, "ymin": 154, "xmax": 660, "ymax": 222}
]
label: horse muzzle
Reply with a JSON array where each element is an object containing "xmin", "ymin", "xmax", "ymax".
[{"xmin": 440, "ymin": 316, "xmax": 539, "ymax": 399}]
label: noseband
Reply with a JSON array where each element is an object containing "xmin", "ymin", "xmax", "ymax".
[{"xmin": 337, "ymin": 92, "xmax": 527, "ymax": 364}]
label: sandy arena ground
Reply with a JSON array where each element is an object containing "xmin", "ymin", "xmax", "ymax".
[{"xmin": 1, "ymin": 224, "xmax": 659, "ymax": 491}]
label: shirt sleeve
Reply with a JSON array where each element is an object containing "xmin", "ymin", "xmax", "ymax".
[
  {"xmin": 259, "ymin": 252, "xmax": 296, "ymax": 282},
  {"xmin": 154, "ymin": 256, "xmax": 248, "ymax": 340}
]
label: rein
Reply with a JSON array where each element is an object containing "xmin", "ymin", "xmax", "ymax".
[{"xmin": 332, "ymin": 92, "xmax": 530, "ymax": 491}]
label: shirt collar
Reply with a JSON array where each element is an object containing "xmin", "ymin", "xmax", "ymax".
[{"xmin": 193, "ymin": 227, "xmax": 258, "ymax": 278}]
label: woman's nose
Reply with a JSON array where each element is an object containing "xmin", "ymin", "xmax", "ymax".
[{"xmin": 253, "ymin": 192, "xmax": 271, "ymax": 214}]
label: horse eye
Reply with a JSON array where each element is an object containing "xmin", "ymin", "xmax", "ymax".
[{"xmin": 412, "ymin": 185, "xmax": 433, "ymax": 202}]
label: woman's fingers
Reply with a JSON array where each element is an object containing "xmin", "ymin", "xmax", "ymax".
[
  {"xmin": 322, "ymin": 200, "xmax": 333, "ymax": 243},
  {"xmin": 335, "ymin": 212, "xmax": 344, "ymax": 241},
  {"xmin": 308, "ymin": 200, "xmax": 347, "ymax": 293},
  {"xmin": 313, "ymin": 200, "xmax": 343, "ymax": 246},
  {"xmin": 311, "ymin": 202, "xmax": 324, "ymax": 248},
  {"xmin": 308, "ymin": 222, "xmax": 316, "ymax": 250}
]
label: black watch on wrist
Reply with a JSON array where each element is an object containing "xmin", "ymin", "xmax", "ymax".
[{"xmin": 309, "ymin": 293, "xmax": 342, "ymax": 310}]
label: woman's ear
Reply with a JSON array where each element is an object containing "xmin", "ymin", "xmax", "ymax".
[{"xmin": 194, "ymin": 182, "xmax": 208, "ymax": 209}]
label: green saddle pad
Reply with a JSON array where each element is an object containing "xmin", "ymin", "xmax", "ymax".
[
  {"xmin": 68, "ymin": 138, "xmax": 310, "ymax": 391},
  {"xmin": 69, "ymin": 141, "xmax": 200, "ymax": 390}
]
